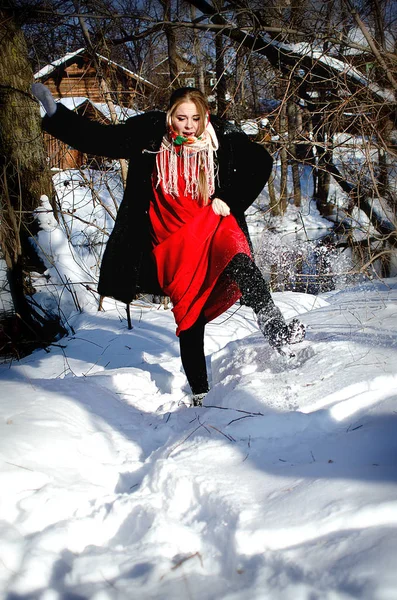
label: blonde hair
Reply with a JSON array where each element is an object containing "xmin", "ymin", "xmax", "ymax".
[
  {"xmin": 167, "ymin": 87, "xmax": 209, "ymax": 137},
  {"xmin": 167, "ymin": 88, "xmax": 211, "ymax": 204}
]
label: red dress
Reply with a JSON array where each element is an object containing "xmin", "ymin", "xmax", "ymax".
[{"xmin": 149, "ymin": 156, "xmax": 251, "ymax": 335}]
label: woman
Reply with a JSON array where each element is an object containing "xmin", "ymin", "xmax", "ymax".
[{"xmin": 31, "ymin": 84, "xmax": 305, "ymax": 406}]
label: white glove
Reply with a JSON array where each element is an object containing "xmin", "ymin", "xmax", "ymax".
[
  {"xmin": 31, "ymin": 83, "xmax": 57, "ymax": 117},
  {"xmin": 212, "ymin": 197, "xmax": 230, "ymax": 216}
]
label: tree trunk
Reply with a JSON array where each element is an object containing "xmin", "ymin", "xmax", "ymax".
[
  {"xmin": 72, "ymin": 0, "xmax": 129, "ymax": 187},
  {"xmin": 159, "ymin": 0, "xmax": 181, "ymax": 89},
  {"xmin": 234, "ymin": 9, "xmax": 251, "ymax": 121},
  {"xmin": 287, "ymin": 100, "xmax": 301, "ymax": 207},
  {"xmin": 268, "ymin": 170, "xmax": 280, "ymax": 216},
  {"xmin": 317, "ymin": 161, "xmax": 331, "ymax": 212},
  {"xmin": 248, "ymin": 56, "xmax": 259, "ymax": 116},
  {"xmin": 0, "ymin": 7, "xmax": 63, "ymax": 355},
  {"xmin": 215, "ymin": 33, "xmax": 228, "ymax": 116},
  {"xmin": 234, "ymin": 41, "xmax": 246, "ymax": 121},
  {"xmin": 313, "ymin": 91, "xmax": 332, "ymax": 214},
  {"xmin": 190, "ymin": 5, "xmax": 206, "ymax": 93},
  {"xmin": 214, "ymin": 0, "xmax": 227, "ymax": 116},
  {"xmin": 279, "ymin": 102, "xmax": 288, "ymax": 214}
]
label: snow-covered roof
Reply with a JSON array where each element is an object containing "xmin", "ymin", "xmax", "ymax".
[
  {"xmin": 38, "ymin": 96, "xmax": 86, "ymax": 118},
  {"xmin": 264, "ymin": 35, "xmax": 395, "ymax": 102},
  {"xmin": 56, "ymin": 97, "xmax": 88, "ymax": 110},
  {"xmin": 94, "ymin": 52, "xmax": 155, "ymax": 87},
  {"xmin": 34, "ymin": 48, "xmax": 155, "ymax": 88},
  {"xmin": 90, "ymin": 101, "xmax": 141, "ymax": 121},
  {"xmin": 344, "ymin": 26, "xmax": 395, "ymax": 56},
  {"xmin": 237, "ymin": 119, "xmax": 270, "ymax": 136},
  {"xmin": 39, "ymin": 96, "xmax": 142, "ymax": 120},
  {"xmin": 154, "ymin": 54, "xmax": 216, "ymax": 76},
  {"xmin": 34, "ymin": 48, "xmax": 85, "ymax": 80},
  {"xmin": 241, "ymin": 120, "xmax": 259, "ymax": 136}
]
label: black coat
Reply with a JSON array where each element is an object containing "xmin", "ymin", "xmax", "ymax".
[{"xmin": 43, "ymin": 106, "xmax": 273, "ymax": 303}]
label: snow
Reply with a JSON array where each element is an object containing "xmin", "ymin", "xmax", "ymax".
[
  {"xmin": 91, "ymin": 102, "xmax": 141, "ymax": 122},
  {"xmin": 240, "ymin": 119, "xmax": 269, "ymax": 136},
  {"xmin": 55, "ymin": 97, "xmax": 89, "ymax": 112},
  {"xmin": 38, "ymin": 97, "xmax": 141, "ymax": 121},
  {"xmin": 240, "ymin": 120, "xmax": 259, "ymax": 136},
  {"xmin": 264, "ymin": 35, "xmax": 395, "ymax": 102},
  {"xmin": 1, "ymin": 166, "xmax": 397, "ymax": 597},
  {"xmin": 0, "ymin": 259, "xmax": 12, "ymax": 313},
  {"xmin": 1, "ymin": 277, "xmax": 397, "ymax": 599},
  {"xmin": 2, "ymin": 122, "xmax": 397, "ymax": 598},
  {"xmin": 344, "ymin": 27, "xmax": 395, "ymax": 56},
  {"xmin": 34, "ymin": 48, "xmax": 86, "ymax": 80},
  {"xmin": 34, "ymin": 47, "xmax": 154, "ymax": 88}
]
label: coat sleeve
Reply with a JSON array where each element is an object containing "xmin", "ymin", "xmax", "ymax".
[
  {"xmin": 214, "ymin": 128, "xmax": 273, "ymax": 216},
  {"xmin": 42, "ymin": 105, "xmax": 162, "ymax": 159}
]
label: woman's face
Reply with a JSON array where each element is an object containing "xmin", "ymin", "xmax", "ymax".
[{"xmin": 171, "ymin": 101, "xmax": 201, "ymax": 137}]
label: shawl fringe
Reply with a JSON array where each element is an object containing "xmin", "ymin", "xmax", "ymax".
[{"xmin": 155, "ymin": 122, "xmax": 219, "ymax": 201}]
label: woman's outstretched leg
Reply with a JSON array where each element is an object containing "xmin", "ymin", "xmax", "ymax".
[
  {"xmin": 224, "ymin": 253, "xmax": 305, "ymax": 349},
  {"xmin": 179, "ymin": 314, "xmax": 209, "ymax": 405}
]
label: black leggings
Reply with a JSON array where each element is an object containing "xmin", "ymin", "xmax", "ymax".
[{"xmin": 179, "ymin": 253, "xmax": 273, "ymax": 395}]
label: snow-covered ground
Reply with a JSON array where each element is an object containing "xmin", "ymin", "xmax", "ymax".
[
  {"xmin": 1, "ymin": 276, "xmax": 397, "ymax": 599},
  {"xmin": 1, "ymin": 157, "xmax": 397, "ymax": 598}
]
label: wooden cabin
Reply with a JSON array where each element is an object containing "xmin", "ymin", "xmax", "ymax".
[
  {"xmin": 41, "ymin": 97, "xmax": 140, "ymax": 170},
  {"xmin": 151, "ymin": 54, "xmax": 218, "ymax": 106},
  {"xmin": 35, "ymin": 48, "xmax": 156, "ymax": 107},
  {"xmin": 35, "ymin": 48, "xmax": 156, "ymax": 169}
]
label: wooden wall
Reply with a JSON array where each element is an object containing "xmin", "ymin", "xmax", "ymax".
[
  {"xmin": 44, "ymin": 54, "xmax": 146, "ymax": 107},
  {"xmin": 41, "ymin": 52, "xmax": 152, "ymax": 168},
  {"xmin": 44, "ymin": 103, "xmax": 112, "ymax": 170}
]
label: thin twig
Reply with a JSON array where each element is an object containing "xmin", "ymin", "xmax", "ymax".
[
  {"xmin": 207, "ymin": 424, "xmax": 236, "ymax": 442},
  {"xmin": 226, "ymin": 414, "xmax": 258, "ymax": 426},
  {"xmin": 171, "ymin": 552, "xmax": 203, "ymax": 570},
  {"xmin": 5, "ymin": 461, "xmax": 35, "ymax": 472},
  {"xmin": 167, "ymin": 423, "xmax": 206, "ymax": 457},
  {"xmin": 204, "ymin": 404, "xmax": 264, "ymax": 416}
]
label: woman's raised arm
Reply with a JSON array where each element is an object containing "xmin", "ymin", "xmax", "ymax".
[{"xmin": 31, "ymin": 82, "xmax": 150, "ymax": 159}]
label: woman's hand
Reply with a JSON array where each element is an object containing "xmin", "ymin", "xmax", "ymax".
[
  {"xmin": 212, "ymin": 198, "xmax": 230, "ymax": 217},
  {"xmin": 31, "ymin": 83, "xmax": 57, "ymax": 117}
]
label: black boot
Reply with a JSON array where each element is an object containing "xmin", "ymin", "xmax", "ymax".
[{"xmin": 191, "ymin": 392, "xmax": 207, "ymax": 407}]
